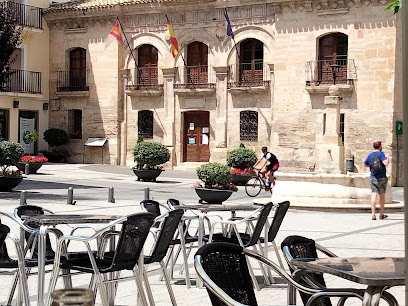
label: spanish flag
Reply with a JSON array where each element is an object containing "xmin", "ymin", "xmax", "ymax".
[
  {"xmin": 166, "ymin": 17, "xmax": 179, "ymax": 58},
  {"xmin": 105, "ymin": 22, "xmax": 124, "ymax": 48}
]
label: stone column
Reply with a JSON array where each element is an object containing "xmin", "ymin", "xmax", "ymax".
[
  {"xmin": 211, "ymin": 66, "xmax": 229, "ymax": 161},
  {"xmin": 162, "ymin": 67, "xmax": 176, "ymax": 167},
  {"xmin": 119, "ymin": 68, "xmax": 130, "ymax": 166},
  {"xmin": 316, "ymin": 85, "xmax": 344, "ymax": 173}
]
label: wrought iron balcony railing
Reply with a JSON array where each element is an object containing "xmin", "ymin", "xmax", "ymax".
[
  {"xmin": 1, "ymin": 69, "xmax": 41, "ymax": 94},
  {"xmin": 227, "ymin": 62, "xmax": 270, "ymax": 88},
  {"xmin": 57, "ymin": 70, "xmax": 89, "ymax": 92},
  {"xmin": 126, "ymin": 66, "xmax": 163, "ymax": 91},
  {"xmin": 305, "ymin": 59, "xmax": 356, "ymax": 86},
  {"xmin": 174, "ymin": 65, "xmax": 215, "ymax": 89},
  {"xmin": 3, "ymin": 1, "xmax": 42, "ymax": 29}
]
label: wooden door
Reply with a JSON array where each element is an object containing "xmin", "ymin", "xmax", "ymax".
[
  {"xmin": 318, "ymin": 33, "xmax": 348, "ymax": 84},
  {"xmin": 187, "ymin": 42, "xmax": 208, "ymax": 84},
  {"xmin": 70, "ymin": 48, "xmax": 86, "ymax": 88},
  {"xmin": 240, "ymin": 39, "xmax": 263, "ymax": 85},
  {"xmin": 184, "ymin": 111, "xmax": 210, "ymax": 162},
  {"xmin": 138, "ymin": 44, "xmax": 158, "ymax": 85}
]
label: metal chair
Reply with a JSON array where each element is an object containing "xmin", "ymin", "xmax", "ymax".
[
  {"xmin": 204, "ymin": 202, "xmax": 274, "ymax": 290},
  {"xmin": 46, "ymin": 212, "xmax": 155, "ymax": 306},
  {"xmin": 281, "ymin": 235, "xmax": 398, "ymax": 306},
  {"xmin": 194, "ymin": 242, "xmax": 365, "ymax": 306},
  {"xmin": 0, "ymin": 222, "xmax": 31, "ymax": 306},
  {"xmin": 141, "ymin": 209, "xmax": 184, "ymax": 306}
]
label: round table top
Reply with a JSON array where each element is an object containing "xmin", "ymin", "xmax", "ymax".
[{"xmin": 180, "ymin": 201, "xmax": 266, "ymax": 212}]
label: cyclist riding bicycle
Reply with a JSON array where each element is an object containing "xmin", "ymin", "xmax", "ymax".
[{"xmin": 253, "ymin": 146, "xmax": 279, "ymax": 189}]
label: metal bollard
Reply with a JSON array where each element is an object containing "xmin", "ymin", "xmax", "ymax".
[
  {"xmin": 67, "ymin": 187, "xmax": 76, "ymax": 205},
  {"xmin": 108, "ymin": 187, "xmax": 115, "ymax": 203},
  {"xmin": 144, "ymin": 187, "xmax": 150, "ymax": 200},
  {"xmin": 20, "ymin": 190, "xmax": 27, "ymax": 205},
  {"xmin": 51, "ymin": 288, "xmax": 94, "ymax": 306},
  {"xmin": 24, "ymin": 164, "xmax": 29, "ymax": 175}
]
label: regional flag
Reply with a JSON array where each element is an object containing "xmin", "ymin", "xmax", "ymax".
[
  {"xmin": 223, "ymin": 8, "xmax": 234, "ymax": 39},
  {"xmin": 105, "ymin": 22, "xmax": 124, "ymax": 48},
  {"xmin": 166, "ymin": 17, "xmax": 180, "ymax": 58}
]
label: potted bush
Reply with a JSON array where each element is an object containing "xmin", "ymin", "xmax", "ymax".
[
  {"xmin": 227, "ymin": 143, "xmax": 257, "ymax": 185},
  {"xmin": 40, "ymin": 128, "xmax": 70, "ymax": 162},
  {"xmin": 194, "ymin": 162, "xmax": 238, "ymax": 204},
  {"xmin": 16, "ymin": 155, "xmax": 48, "ymax": 174},
  {"xmin": 132, "ymin": 139, "xmax": 170, "ymax": 181},
  {"xmin": 0, "ymin": 141, "xmax": 24, "ymax": 191}
]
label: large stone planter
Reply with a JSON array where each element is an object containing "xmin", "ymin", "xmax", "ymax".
[
  {"xmin": 194, "ymin": 187, "xmax": 234, "ymax": 204},
  {"xmin": 132, "ymin": 169, "xmax": 164, "ymax": 182},
  {"xmin": 16, "ymin": 162, "xmax": 44, "ymax": 174},
  {"xmin": 0, "ymin": 176, "xmax": 24, "ymax": 192},
  {"xmin": 231, "ymin": 174, "xmax": 253, "ymax": 186}
]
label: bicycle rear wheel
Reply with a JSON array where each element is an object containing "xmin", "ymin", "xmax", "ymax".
[{"xmin": 245, "ymin": 177, "xmax": 262, "ymax": 197}]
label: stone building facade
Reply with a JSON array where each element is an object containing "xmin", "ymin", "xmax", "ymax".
[{"xmin": 43, "ymin": 0, "xmax": 402, "ymax": 185}]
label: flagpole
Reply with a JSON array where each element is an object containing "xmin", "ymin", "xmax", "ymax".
[
  {"xmin": 116, "ymin": 16, "xmax": 137, "ymax": 67},
  {"xmin": 224, "ymin": 8, "xmax": 244, "ymax": 82},
  {"xmin": 165, "ymin": 14, "xmax": 191, "ymax": 83}
]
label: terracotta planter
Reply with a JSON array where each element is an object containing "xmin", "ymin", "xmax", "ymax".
[
  {"xmin": 0, "ymin": 176, "xmax": 24, "ymax": 192},
  {"xmin": 231, "ymin": 174, "xmax": 253, "ymax": 186},
  {"xmin": 16, "ymin": 162, "xmax": 44, "ymax": 174},
  {"xmin": 194, "ymin": 187, "xmax": 234, "ymax": 204},
  {"xmin": 132, "ymin": 169, "xmax": 164, "ymax": 182}
]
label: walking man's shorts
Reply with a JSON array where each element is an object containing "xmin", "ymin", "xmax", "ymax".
[{"xmin": 369, "ymin": 177, "xmax": 388, "ymax": 194}]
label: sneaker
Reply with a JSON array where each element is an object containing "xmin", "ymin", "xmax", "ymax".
[{"xmin": 266, "ymin": 179, "xmax": 271, "ymax": 186}]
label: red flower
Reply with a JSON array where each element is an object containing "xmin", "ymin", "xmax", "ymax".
[
  {"xmin": 21, "ymin": 155, "xmax": 48, "ymax": 163},
  {"xmin": 230, "ymin": 167, "xmax": 254, "ymax": 175}
]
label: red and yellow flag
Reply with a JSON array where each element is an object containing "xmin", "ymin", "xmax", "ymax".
[
  {"xmin": 166, "ymin": 17, "xmax": 179, "ymax": 58},
  {"xmin": 105, "ymin": 22, "xmax": 124, "ymax": 48}
]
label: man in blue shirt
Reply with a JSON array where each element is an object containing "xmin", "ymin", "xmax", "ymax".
[{"xmin": 364, "ymin": 141, "xmax": 389, "ymax": 220}]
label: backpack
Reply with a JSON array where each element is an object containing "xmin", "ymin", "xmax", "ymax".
[{"xmin": 370, "ymin": 153, "xmax": 384, "ymax": 175}]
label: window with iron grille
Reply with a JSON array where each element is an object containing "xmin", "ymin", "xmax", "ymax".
[
  {"xmin": 68, "ymin": 109, "xmax": 82, "ymax": 139},
  {"xmin": 138, "ymin": 110, "xmax": 153, "ymax": 139},
  {"xmin": 240, "ymin": 110, "xmax": 258, "ymax": 141}
]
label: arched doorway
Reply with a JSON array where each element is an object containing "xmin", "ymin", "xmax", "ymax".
[
  {"xmin": 318, "ymin": 33, "xmax": 348, "ymax": 84},
  {"xmin": 183, "ymin": 111, "xmax": 210, "ymax": 162}
]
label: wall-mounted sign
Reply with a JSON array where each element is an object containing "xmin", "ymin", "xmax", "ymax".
[
  {"xmin": 185, "ymin": 98, "xmax": 205, "ymax": 108},
  {"xmin": 202, "ymin": 134, "xmax": 209, "ymax": 145},
  {"xmin": 189, "ymin": 123, "xmax": 195, "ymax": 130},
  {"xmin": 202, "ymin": 127, "xmax": 209, "ymax": 133},
  {"xmin": 188, "ymin": 138, "xmax": 196, "ymax": 144}
]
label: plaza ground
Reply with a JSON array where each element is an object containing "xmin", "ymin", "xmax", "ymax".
[{"xmin": 0, "ymin": 163, "xmax": 404, "ymax": 305}]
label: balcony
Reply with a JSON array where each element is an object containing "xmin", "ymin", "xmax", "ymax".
[
  {"xmin": 305, "ymin": 59, "xmax": 356, "ymax": 93},
  {"xmin": 1, "ymin": 69, "xmax": 41, "ymax": 94},
  {"xmin": 174, "ymin": 65, "xmax": 215, "ymax": 94},
  {"xmin": 125, "ymin": 67, "xmax": 163, "ymax": 96},
  {"xmin": 57, "ymin": 70, "xmax": 89, "ymax": 93},
  {"xmin": 3, "ymin": 1, "xmax": 42, "ymax": 29},
  {"xmin": 227, "ymin": 62, "xmax": 270, "ymax": 92}
]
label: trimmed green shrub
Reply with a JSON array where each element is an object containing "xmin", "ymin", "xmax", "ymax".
[
  {"xmin": 43, "ymin": 128, "xmax": 69, "ymax": 148},
  {"xmin": 196, "ymin": 162, "xmax": 232, "ymax": 189},
  {"xmin": 133, "ymin": 141, "xmax": 170, "ymax": 169},
  {"xmin": 227, "ymin": 146, "xmax": 257, "ymax": 170},
  {"xmin": 0, "ymin": 141, "xmax": 24, "ymax": 175}
]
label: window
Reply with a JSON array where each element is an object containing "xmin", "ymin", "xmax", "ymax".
[
  {"xmin": 187, "ymin": 42, "xmax": 208, "ymax": 84},
  {"xmin": 137, "ymin": 45, "xmax": 158, "ymax": 86},
  {"xmin": 318, "ymin": 33, "xmax": 348, "ymax": 84},
  {"xmin": 68, "ymin": 109, "xmax": 82, "ymax": 139},
  {"xmin": 239, "ymin": 39, "xmax": 263, "ymax": 85},
  {"xmin": 340, "ymin": 113, "xmax": 345, "ymax": 144},
  {"xmin": 240, "ymin": 111, "xmax": 258, "ymax": 141},
  {"xmin": 138, "ymin": 110, "xmax": 153, "ymax": 139},
  {"xmin": 69, "ymin": 48, "xmax": 86, "ymax": 89}
]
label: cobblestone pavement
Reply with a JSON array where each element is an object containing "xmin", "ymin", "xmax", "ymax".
[{"xmin": 0, "ymin": 163, "xmax": 404, "ymax": 305}]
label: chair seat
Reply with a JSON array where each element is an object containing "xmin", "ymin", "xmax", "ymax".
[
  {"xmin": 170, "ymin": 235, "xmax": 199, "ymax": 245},
  {"xmin": 0, "ymin": 257, "xmax": 54, "ymax": 268},
  {"xmin": 60, "ymin": 256, "xmax": 118, "ymax": 274},
  {"xmin": 204, "ymin": 233, "xmax": 251, "ymax": 247}
]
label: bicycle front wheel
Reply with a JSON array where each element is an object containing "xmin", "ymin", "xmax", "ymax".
[{"xmin": 245, "ymin": 177, "xmax": 262, "ymax": 197}]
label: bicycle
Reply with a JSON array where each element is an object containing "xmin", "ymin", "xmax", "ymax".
[{"xmin": 245, "ymin": 168, "xmax": 275, "ymax": 197}]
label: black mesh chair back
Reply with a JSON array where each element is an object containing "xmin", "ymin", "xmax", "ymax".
[
  {"xmin": 140, "ymin": 200, "xmax": 162, "ymax": 218},
  {"xmin": 167, "ymin": 198, "xmax": 181, "ymax": 210},
  {"xmin": 15, "ymin": 205, "xmax": 55, "ymax": 259},
  {"xmin": 108, "ymin": 212, "xmax": 155, "ymax": 272},
  {"xmin": 0, "ymin": 223, "xmax": 13, "ymax": 264},
  {"xmin": 195, "ymin": 242, "xmax": 258, "ymax": 306},
  {"xmin": 281, "ymin": 235, "xmax": 332, "ymax": 306},
  {"xmin": 267, "ymin": 201, "xmax": 290, "ymax": 242},
  {"xmin": 144, "ymin": 209, "xmax": 184, "ymax": 264},
  {"xmin": 246, "ymin": 202, "xmax": 274, "ymax": 247}
]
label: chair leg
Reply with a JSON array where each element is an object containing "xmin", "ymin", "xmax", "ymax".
[
  {"xmin": 141, "ymin": 265, "xmax": 155, "ymax": 306},
  {"xmin": 95, "ymin": 272, "xmax": 110, "ymax": 306},
  {"xmin": 287, "ymin": 284, "xmax": 297, "ymax": 305},
  {"xmin": 245, "ymin": 257, "xmax": 260, "ymax": 291},
  {"xmin": 132, "ymin": 266, "xmax": 149, "ymax": 306},
  {"xmin": 6, "ymin": 270, "xmax": 19, "ymax": 305},
  {"xmin": 45, "ymin": 265, "xmax": 61, "ymax": 306},
  {"xmin": 272, "ymin": 241, "xmax": 285, "ymax": 268},
  {"xmin": 160, "ymin": 261, "xmax": 177, "ymax": 306},
  {"xmin": 178, "ymin": 225, "xmax": 191, "ymax": 288}
]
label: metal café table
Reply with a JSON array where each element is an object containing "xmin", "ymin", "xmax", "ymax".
[
  {"xmin": 290, "ymin": 257, "xmax": 404, "ymax": 306},
  {"xmin": 22, "ymin": 214, "xmax": 121, "ymax": 306},
  {"xmin": 180, "ymin": 202, "xmax": 265, "ymax": 287}
]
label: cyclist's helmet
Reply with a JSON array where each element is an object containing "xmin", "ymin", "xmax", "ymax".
[{"xmin": 262, "ymin": 146, "xmax": 268, "ymax": 152}]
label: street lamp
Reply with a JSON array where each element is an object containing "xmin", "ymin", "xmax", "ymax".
[{"xmin": 330, "ymin": 63, "xmax": 340, "ymax": 85}]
